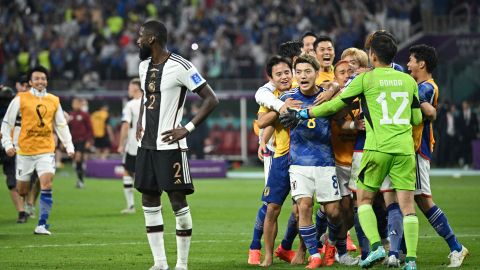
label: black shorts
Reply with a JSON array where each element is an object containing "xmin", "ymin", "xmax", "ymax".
[
  {"xmin": 123, "ymin": 153, "xmax": 136, "ymax": 174},
  {"xmin": 1, "ymin": 150, "xmax": 16, "ymax": 189},
  {"xmin": 135, "ymin": 148, "xmax": 194, "ymax": 196},
  {"xmin": 94, "ymin": 136, "xmax": 111, "ymax": 149},
  {"xmin": 74, "ymin": 141, "xmax": 87, "ymax": 153}
]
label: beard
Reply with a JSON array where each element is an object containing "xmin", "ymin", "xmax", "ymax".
[{"xmin": 139, "ymin": 45, "xmax": 152, "ymax": 61}]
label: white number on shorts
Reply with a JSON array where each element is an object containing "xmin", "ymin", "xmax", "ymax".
[
  {"xmin": 173, "ymin": 162, "xmax": 182, "ymax": 178},
  {"xmin": 376, "ymin": 92, "xmax": 409, "ymax": 125}
]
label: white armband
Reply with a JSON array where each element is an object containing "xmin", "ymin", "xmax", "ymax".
[{"xmin": 185, "ymin": 122, "xmax": 195, "ymax": 133}]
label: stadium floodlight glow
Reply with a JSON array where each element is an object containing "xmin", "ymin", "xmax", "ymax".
[{"xmin": 191, "ymin": 43, "xmax": 199, "ymax": 50}]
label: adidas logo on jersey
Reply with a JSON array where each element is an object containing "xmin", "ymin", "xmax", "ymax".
[{"xmin": 174, "ymin": 179, "xmax": 182, "ymax": 185}]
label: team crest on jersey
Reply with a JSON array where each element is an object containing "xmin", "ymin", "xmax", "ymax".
[
  {"xmin": 263, "ymin": 186, "xmax": 270, "ymax": 196},
  {"xmin": 191, "ymin": 73, "xmax": 202, "ymax": 85}
]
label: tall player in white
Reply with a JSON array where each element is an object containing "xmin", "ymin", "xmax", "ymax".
[
  {"xmin": 118, "ymin": 78, "xmax": 142, "ymax": 214},
  {"xmin": 135, "ymin": 20, "xmax": 219, "ymax": 270}
]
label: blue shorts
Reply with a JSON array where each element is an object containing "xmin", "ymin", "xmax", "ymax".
[{"xmin": 261, "ymin": 154, "xmax": 290, "ymax": 205}]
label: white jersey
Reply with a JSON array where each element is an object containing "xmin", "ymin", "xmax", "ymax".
[
  {"xmin": 138, "ymin": 53, "xmax": 206, "ymax": 150},
  {"xmin": 121, "ymin": 97, "xmax": 142, "ymax": 155}
]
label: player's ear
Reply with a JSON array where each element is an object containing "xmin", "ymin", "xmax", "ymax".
[
  {"xmin": 149, "ymin": 36, "xmax": 155, "ymax": 44},
  {"xmin": 419, "ymin": 60, "xmax": 425, "ymax": 70}
]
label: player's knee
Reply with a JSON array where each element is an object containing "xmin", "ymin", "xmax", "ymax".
[
  {"xmin": 266, "ymin": 203, "xmax": 281, "ymax": 217},
  {"xmin": 175, "ymin": 206, "xmax": 192, "ymax": 231},
  {"xmin": 142, "ymin": 193, "xmax": 160, "ymax": 207},
  {"xmin": 168, "ymin": 191, "xmax": 188, "ymax": 212},
  {"xmin": 17, "ymin": 185, "xmax": 29, "ymax": 196}
]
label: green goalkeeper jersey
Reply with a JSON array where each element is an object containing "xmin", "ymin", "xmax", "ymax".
[{"xmin": 311, "ymin": 67, "xmax": 422, "ymax": 155}]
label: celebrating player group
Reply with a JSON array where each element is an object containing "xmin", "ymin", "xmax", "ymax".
[{"xmin": 249, "ymin": 30, "xmax": 469, "ymax": 269}]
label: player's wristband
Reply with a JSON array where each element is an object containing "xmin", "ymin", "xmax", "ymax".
[
  {"xmin": 185, "ymin": 122, "xmax": 195, "ymax": 133},
  {"xmin": 298, "ymin": 109, "xmax": 309, "ymax": 120}
]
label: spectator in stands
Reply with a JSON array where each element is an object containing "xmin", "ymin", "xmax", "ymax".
[{"xmin": 458, "ymin": 100, "xmax": 479, "ymax": 168}]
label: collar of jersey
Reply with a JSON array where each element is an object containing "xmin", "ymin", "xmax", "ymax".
[{"xmin": 30, "ymin": 88, "xmax": 48, "ymax": 97}]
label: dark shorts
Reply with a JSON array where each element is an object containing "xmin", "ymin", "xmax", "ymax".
[
  {"xmin": 1, "ymin": 150, "xmax": 16, "ymax": 189},
  {"xmin": 94, "ymin": 136, "xmax": 111, "ymax": 149},
  {"xmin": 123, "ymin": 153, "xmax": 136, "ymax": 174},
  {"xmin": 261, "ymin": 154, "xmax": 290, "ymax": 205},
  {"xmin": 74, "ymin": 141, "xmax": 87, "ymax": 153},
  {"xmin": 135, "ymin": 148, "xmax": 194, "ymax": 196}
]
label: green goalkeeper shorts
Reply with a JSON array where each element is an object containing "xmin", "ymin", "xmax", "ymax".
[{"xmin": 356, "ymin": 150, "xmax": 416, "ymax": 192}]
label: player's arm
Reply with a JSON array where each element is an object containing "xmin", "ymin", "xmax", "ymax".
[
  {"xmin": 118, "ymin": 105, "xmax": 131, "ymax": 153},
  {"xmin": 54, "ymin": 104, "xmax": 75, "ymax": 157},
  {"xmin": 1, "ymin": 96, "xmax": 20, "ymax": 156},
  {"xmin": 420, "ymin": 102, "xmax": 436, "ymax": 121},
  {"xmin": 136, "ymin": 92, "xmax": 145, "ymax": 141},
  {"xmin": 84, "ymin": 113, "xmax": 94, "ymax": 148},
  {"xmin": 258, "ymin": 125, "xmax": 274, "ymax": 161},
  {"xmin": 255, "ymin": 82, "xmax": 284, "ymax": 112},
  {"xmin": 417, "ymin": 83, "xmax": 436, "ymax": 121},
  {"xmin": 257, "ymin": 111, "xmax": 279, "ymax": 129},
  {"xmin": 411, "ymin": 85, "xmax": 422, "ymax": 126}
]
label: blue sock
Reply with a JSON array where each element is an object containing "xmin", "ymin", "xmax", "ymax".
[
  {"xmin": 387, "ymin": 203, "xmax": 404, "ymax": 258},
  {"xmin": 354, "ymin": 207, "xmax": 370, "ymax": 260},
  {"xmin": 299, "ymin": 224, "xmax": 319, "ymax": 256},
  {"xmin": 327, "ymin": 220, "xmax": 341, "ymax": 243},
  {"xmin": 315, "ymin": 208, "xmax": 328, "ymax": 248},
  {"xmin": 425, "ymin": 205, "xmax": 462, "ymax": 252},
  {"xmin": 38, "ymin": 189, "xmax": 53, "ymax": 226},
  {"xmin": 249, "ymin": 203, "xmax": 267, "ymax": 250},
  {"xmin": 336, "ymin": 238, "xmax": 347, "ymax": 256},
  {"xmin": 281, "ymin": 212, "xmax": 298, "ymax": 250}
]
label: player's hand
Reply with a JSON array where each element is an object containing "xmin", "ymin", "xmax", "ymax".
[
  {"xmin": 161, "ymin": 126, "xmax": 189, "ymax": 144},
  {"xmin": 257, "ymin": 142, "xmax": 266, "ymax": 162},
  {"xmin": 354, "ymin": 118, "xmax": 365, "ymax": 131},
  {"xmin": 5, "ymin": 147, "xmax": 16, "ymax": 157},
  {"xmin": 279, "ymin": 108, "xmax": 309, "ymax": 129},
  {"xmin": 67, "ymin": 151, "xmax": 75, "ymax": 158},
  {"xmin": 136, "ymin": 125, "xmax": 144, "ymax": 141},
  {"xmin": 85, "ymin": 140, "xmax": 92, "ymax": 149},
  {"xmin": 280, "ymin": 98, "xmax": 302, "ymax": 113},
  {"xmin": 117, "ymin": 145, "xmax": 124, "ymax": 154}
]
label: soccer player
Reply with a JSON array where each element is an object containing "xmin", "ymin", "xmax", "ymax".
[
  {"xmin": 91, "ymin": 104, "xmax": 113, "ymax": 160},
  {"xmin": 117, "ymin": 78, "xmax": 142, "ymax": 214},
  {"xmin": 250, "ymin": 55, "xmax": 295, "ymax": 267},
  {"xmin": 280, "ymin": 54, "xmax": 358, "ymax": 268},
  {"xmin": 68, "ymin": 97, "xmax": 93, "ymax": 188},
  {"xmin": 281, "ymin": 34, "xmax": 423, "ymax": 270},
  {"xmin": 408, "ymin": 44, "xmax": 469, "ymax": 267},
  {"xmin": 313, "ymin": 36, "xmax": 335, "ymax": 85},
  {"xmin": 1, "ymin": 66, "xmax": 75, "ymax": 235},
  {"xmin": 135, "ymin": 20, "xmax": 218, "ymax": 270},
  {"xmin": 301, "ymin": 31, "xmax": 317, "ymax": 57}
]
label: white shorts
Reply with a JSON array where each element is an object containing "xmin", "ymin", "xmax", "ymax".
[
  {"xmin": 415, "ymin": 154, "xmax": 431, "ymax": 197},
  {"xmin": 16, "ymin": 153, "xmax": 56, "ymax": 181},
  {"xmin": 349, "ymin": 152, "xmax": 363, "ymax": 191},
  {"xmin": 349, "ymin": 151, "xmax": 394, "ymax": 192},
  {"xmin": 289, "ymin": 165, "xmax": 341, "ymax": 203},
  {"xmin": 263, "ymin": 151, "xmax": 273, "ymax": 186},
  {"xmin": 336, "ymin": 164, "xmax": 352, "ymax": 196}
]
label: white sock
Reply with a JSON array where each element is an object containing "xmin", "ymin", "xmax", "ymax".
[
  {"xmin": 175, "ymin": 206, "xmax": 192, "ymax": 269},
  {"xmin": 123, "ymin": 176, "xmax": 134, "ymax": 208},
  {"xmin": 143, "ymin": 206, "xmax": 168, "ymax": 269}
]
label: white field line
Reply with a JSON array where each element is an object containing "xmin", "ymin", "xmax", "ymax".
[{"xmin": 1, "ymin": 234, "xmax": 478, "ymax": 249}]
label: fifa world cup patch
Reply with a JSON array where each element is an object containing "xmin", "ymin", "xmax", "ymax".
[
  {"xmin": 190, "ymin": 73, "xmax": 203, "ymax": 85},
  {"xmin": 263, "ymin": 186, "xmax": 270, "ymax": 196}
]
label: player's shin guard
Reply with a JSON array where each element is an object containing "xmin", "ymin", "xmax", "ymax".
[
  {"xmin": 425, "ymin": 205, "xmax": 462, "ymax": 252},
  {"xmin": 175, "ymin": 206, "xmax": 192, "ymax": 269},
  {"xmin": 354, "ymin": 207, "xmax": 370, "ymax": 259},
  {"xmin": 358, "ymin": 204, "xmax": 382, "ymax": 250},
  {"xmin": 299, "ymin": 224, "xmax": 320, "ymax": 257},
  {"xmin": 123, "ymin": 176, "xmax": 134, "ymax": 208},
  {"xmin": 38, "ymin": 189, "xmax": 52, "ymax": 226},
  {"xmin": 143, "ymin": 206, "xmax": 168, "ymax": 269},
  {"xmin": 315, "ymin": 208, "xmax": 328, "ymax": 248},
  {"xmin": 250, "ymin": 202, "xmax": 267, "ymax": 250},
  {"xmin": 387, "ymin": 203, "xmax": 404, "ymax": 258},
  {"xmin": 403, "ymin": 215, "xmax": 419, "ymax": 261},
  {"xmin": 75, "ymin": 161, "xmax": 84, "ymax": 182},
  {"xmin": 281, "ymin": 212, "xmax": 298, "ymax": 250}
]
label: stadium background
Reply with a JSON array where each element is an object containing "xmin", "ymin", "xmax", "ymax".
[{"xmin": 0, "ymin": 1, "xmax": 479, "ymax": 269}]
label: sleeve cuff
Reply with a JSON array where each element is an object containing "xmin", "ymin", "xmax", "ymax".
[{"xmin": 273, "ymin": 99, "xmax": 285, "ymax": 112}]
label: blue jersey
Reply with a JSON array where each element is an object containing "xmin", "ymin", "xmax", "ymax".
[
  {"xmin": 391, "ymin": 62, "xmax": 404, "ymax": 72},
  {"xmin": 280, "ymin": 88, "xmax": 335, "ymax": 167}
]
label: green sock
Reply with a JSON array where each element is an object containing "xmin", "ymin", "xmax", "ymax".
[
  {"xmin": 358, "ymin": 204, "xmax": 381, "ymax": 249},
  {"xmin": 403, "ymin": 215, "xmax": 419, "ymax": 259}
]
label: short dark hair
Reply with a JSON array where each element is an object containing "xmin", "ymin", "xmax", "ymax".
[
  {"xmin": 409, "ymin": 44, "xmax": 437, "ymax": 73},
  {"xmin": 278, "ymin": 41, "xmax": 302, "ymax": 62},
  {"xmin": 294, "ymin": 54, "xmax": 320, "ymax": 71},
  {"xmin": 301, "ymin": 31, "xmax": 317, "ymax": 44},
  {"xmin": 265, "ymin": 55, "xmax": 292, "ymax": 77},
  {"xmin": 28, "ymin": 66, "xmax": 49, "ymax": 81},
  {"xmin": 16, "ymin": 75, "xmax": 28, "ymax": 84},
  {"xmin": 370, "ymin": 35, "xmax": 397, "ymax": 65},
  {"xmin": 365, "ymin": 30, "xmax": 397, "ymax": 50},
  {"xmin": 313, "ymin": 35, "xmax": 334, "ymax": 51},
  {"xmin": 142, "ymin": 20, "xmax": 168, "ymax": 46}
]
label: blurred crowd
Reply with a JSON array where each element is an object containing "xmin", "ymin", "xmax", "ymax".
[
  {"xmin": 434, "ymin": 100, "xmax": 480, "ymax": 168},
  {"xmin": 1, "ymin": 0, "xmax": 476, "ymax": 86}
]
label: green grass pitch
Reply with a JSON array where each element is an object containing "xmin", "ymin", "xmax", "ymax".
[{"xmin": 0, "ymin": 167, "xmax": 477, "ymax": 269}]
